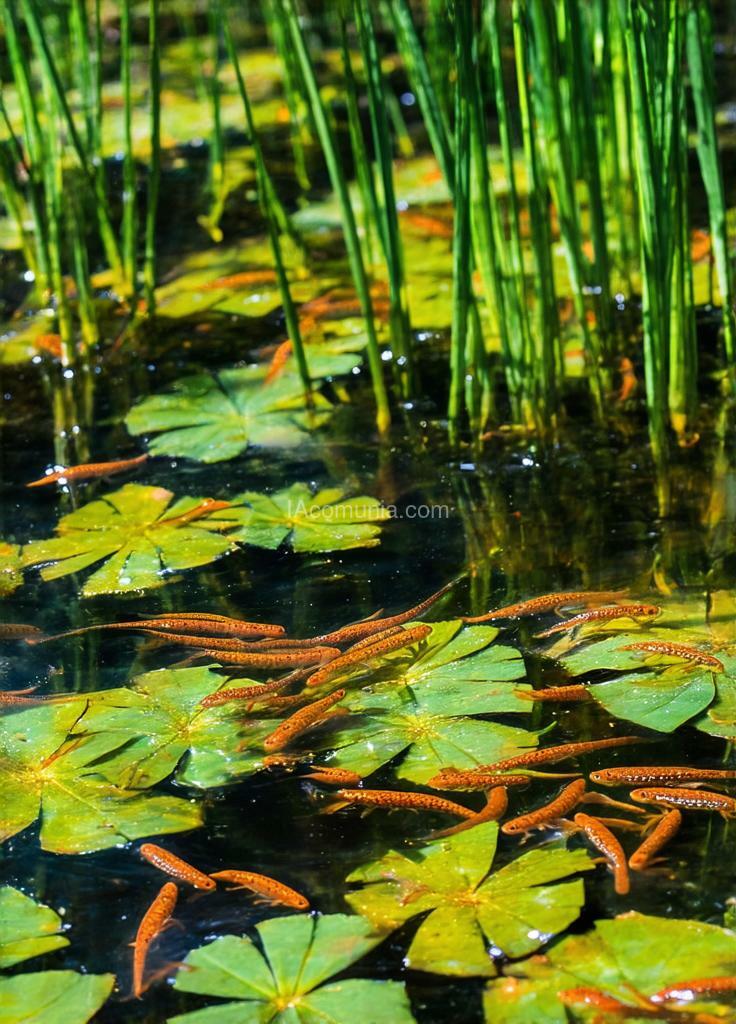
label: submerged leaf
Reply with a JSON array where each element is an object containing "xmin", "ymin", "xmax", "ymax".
[
  {"xmin": 171, "ymin": 913, "xmax": 415, "ymax": 1024},
  {"xmin": 321, "ymin": 621, "xmax": 536, "ymax": 783},
  {"xmin": 230, "ymin": 483, "xmax": 391, "ymax": 552},
  {"xmin": 0, "ymin": 702, "xmax": 201, "ymax": 853},
  {"xmin": 482, "ymin": 913, "xmax": 736, "ymax": 1023},
  {"xmin": 0, "ymin": 971, "xmax": 114, "ymax": 1024},
  {"xmin": 22, "ymin": 484, "xmax": 240, "ymax": 596},
  {"xmin": 347, "ymin": 823, "xmax": 592, "ymax": 977},
  {"xmin": 0, "ymin": 887, "xmax": 68, "ymax": 968},
  {"xmin": 126, "ymin": 366, "xmax": 332, "ymax": 462}
]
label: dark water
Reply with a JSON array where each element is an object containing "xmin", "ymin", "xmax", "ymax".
[{"xmin": 2, "ymin": 311, "xmax": 736, "ymax": 1021}]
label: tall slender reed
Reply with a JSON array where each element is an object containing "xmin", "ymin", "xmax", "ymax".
[
  {"xmin": 221, "ymin": 4, "xmax": 311, "ymax": 395},
  {"xmin": 121, "ymin": 0, "xmax": 138, "ymax": 296},
  {"xmin": 447, "ymin": 4, "xmax": 471, "ymax": 435},
  {"xmin": 20, "ymin": 0, "xmax": 124, "ymax": 289},
  {"xmin": 354, "ymin": 0, "xmax": 413, "ymax": 383},
  {"xmin": 686, "ymin": 2, "xmax": 736, "ymax": 368},
  {"xmin": 143, "ymin": 0, "xmax": 161, "ymax": 312},
  {"xmin": 279, "ymin": 0, "xmax": 391, "ymax": 433}
]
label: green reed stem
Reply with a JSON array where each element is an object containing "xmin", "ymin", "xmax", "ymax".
[
  {"xmin": 281, "ymin": 0, "xmax": 390, "ymax": 434},
  {"xmin": 525, "ymin": 0, "xmax": 604, "ymax": 416},
  {"xmin": 512, "ymin": 0, "xmax": 560, "ymax": 411},
  {"xmin": 339, "ymin": 16, "xmax": 381, "ymax": 268},
  {"xmin": 121, "ymin": 0, "xmax": 138, "ymax": 296},
  {"xmin": 143, "ymin": 0, "xmax": 161, "ymax": 312},
  {"xmin": 222, "ymin": 7, "xmax": 311, "ymax": 396},
  {"xmin": 263, "ymin": 0, "xmax": 313, "ymax": 190},
  {"xmin": 448, "ymin": 6, "xmax": 471, "ymax": 434},
  {"xmin": 687, "ymin": 2, "xmax": 736, "ymax": 367},
  {"xmin": 354, "ymin": 0, "xmax": 413, "ymax": 382},
  {"xmin": 388, "ymin": 0, "xmax": 454, "ymax": 189},
  {"xmin": 20, "ymin": 0, "xmax": 124, "ymax": 289}
]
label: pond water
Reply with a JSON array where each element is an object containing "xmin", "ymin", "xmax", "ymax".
[{"xmin": 4, "ymin": 10, "xmax": 736, "ymax": 1024}]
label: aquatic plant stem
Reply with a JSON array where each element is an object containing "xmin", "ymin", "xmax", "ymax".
[
  {"xmin": 280, "ymin": 0, "xmax": 390, "ymax": 434},
  {"xmin": 221, "ymin": 7, "xmax": 311, "ymax": 396},
  {"xmin": 121, "ymin": 0, "xmax": 138, "ymax": 297},
  {"xmin": 143, "ymin": 0, "xmax": 161, "ymax": 312}
]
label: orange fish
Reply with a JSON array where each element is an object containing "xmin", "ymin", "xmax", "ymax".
[
  {"xmin": 264, "ymin": 339, "xmax": 293, "ymax": 383},
  {"xmin": 429, "ymin": 787, "xmax": 509, "ymax": 838},
  {"xmin": 210, "ymin": 870, "xmax": 309, "ymax": 909},
  {"xmin": 201, "ymin": 646, "xmax": 339, "ymax": 670},
  {"xmin": 628, "ymin": 809, "xmax": 682, "ymax": 871},
  {"xmin": 517, "ymin": 685, "xmax": 590, "ymax": 702},
  {"xmin": 0, "ymin": 624, "xmax": 45, "ymax": 640},
  {"xmin": 263, "ymin": 689, "xmax": 346, "ymax": 752},
  {"xmin": 305, "ymin": 623, "xmax": 432, "ymax": 688},
  {"xmin": 690, "ymin": 228, "xmax": 712, "ymax": 263},
  {"xmin": 462, "ymin": 589, "xmax": 628, "ymax": 623},
  {"xmin": 427, "ymin": 768, "xmax": 533, "ymax": 791},
  {"xmin": 630, "ymin": 787, "xmax": 736, "ymax": 819},
  {"xmin": 651, "ymin": 975, "xmax": 736, "ymax": 1005},
  {"xmin": 27, "ymin": 453, "xmax": 148, "ymax": 487},
  {"xmin": 535, "ymin": 603, "xmax": 661, "ymax": 638},
  {"xmin": 200, "ymin": 677, "xmax": 295, "ymax": 707},
  {"xmin": 132, "ymin": 882, "xmax": 178, "ymax": 999},
  {"xmin": 303, "ymin": 765, "xmax": 363, "ymax": 785},
  {"xmin": 590, "ymin": 766, "xmax": 736, "ymax": 787},
  {"xmin": 139, "ymin": 844, "xmax": 215, "ymax": 890},
  {"xmin": 201, "ymin": 269, "xmax": 277, "ymax": 291},
  {"xmin": 37, "ymin": 616, "xmax": 286, "ymax": 644},
  {"xmin": 617, "ymin": 356, "xmax": 638, "ymax": 402},
  {"xmin": 479, "ymin": 736, "xmax": 642, "ymax": 773},
  {"xmin": 620, "ymin": 640, "xmax": 723, "ymax": 672},
  {"xmin": 573, "ymin": 812, "xmax": 630, "ymax": 894},
  {"xmin": 261, "ymin": 581, "xmax": 454, "ymax": 649},
  {"xmin": 399, "ymin": 210, "xmax": 453, "ymax": 239},
  {"xmin": 35, "ymin": 333, "xmax": 63, "ymax": 357},
  {"xmin": 328, "ymin": 788, "xmax": 475, "ymax": 818},
  {"xmin": 501, "ymin": 779, "xmax": 586, "ymax": 836}
]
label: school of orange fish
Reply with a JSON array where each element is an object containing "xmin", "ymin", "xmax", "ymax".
[{"xmin": 5, "ymin": 486, "xmax": 736, "ymax": 1013}]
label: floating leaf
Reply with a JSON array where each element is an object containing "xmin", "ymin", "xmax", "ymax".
[
  {"xmin": 346, "ymin": 823, "xmax": 592, "ymax": 977},
  {"xmin": 126, "ymin": 366, "xmax": 332, "ymax": 462},
  {"xmin": 321, "ymin": 621, "xmax": 535, "ymax": 783},
  {"xmin": 22, "ymin": 484, "xmax": 240, "ymax": 596},
  {"xmin": 0, "ymin": 971, "xmax": 114, "ymax": 1024},
  {"xmin": 171, "ymin": 913, "xmax": 415, "ymax": 1024},
  {"xmin": 81, "ymin": 666, "xmax": 277, "ymax": 790},
  {"xmin": 0, "ymin": 887, "xmax": 68, "ymax": 968},
  {"xmin": 482, "ymin": 913, "xmax": 736, "ymax": 1023},
  {"xmin": 0, "ymin": 542, "xmax": 22, "ymax": 597},
  {"xmin": 559, "ymin": 632, "xmax": 718, "ymax": 732},
  {"xmin": 0, "ymin": 702, "xmax": 201, "ymax": 853},
  {"xmin": 229, "ymin": 483, "xmax": 391, "ymax": 552}
]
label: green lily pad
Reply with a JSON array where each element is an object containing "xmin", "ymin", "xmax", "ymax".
[
  {"xmin": 126, "ymin": 366, "xmax": 333, "ymax": 463},
  {"xmin": 81, "ymin": 666, "xmax": 277, "ymax": 790},
  {"xmin": 482, "ymin": 913, "xmax": 736, "ymax": 1023},
  {"xmin": 171, "ymin": 913, "xmax": 415, "ymax": 1024},
  {"xmin": 0, "ymin": 971, "xmax": 114, "ymax": 1024},
  {"xmin": 346, "ymin": 823, "xmax": 592, "ymax": 977},
  {"xmin": 0, "ymin": 702, "xmax": 201, "ymax": 853},
  {"xmin": 694, "ymin": 651, "xmax": 736, "ymax": 739},
  {"xmin": 0, "ymin": 542, "xmax": 23, "ymax": 597},
  {"xmin": 321, "ymin": 621, "xmax": 536, "ymax": 783},
  {"xmin": 0, "ymin": 887, "xmax": 68, "ymax": 968},
  {"xmin": 22, "ymin": 484, "xmax": 240, "ymax": 597},
  {"xmin": 229, "ymin": 483, "xmax": 391, "ymax": 552},
  {"xmin": 559, "ymin": 632, "xmax": 718, "ymax": 732}
]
